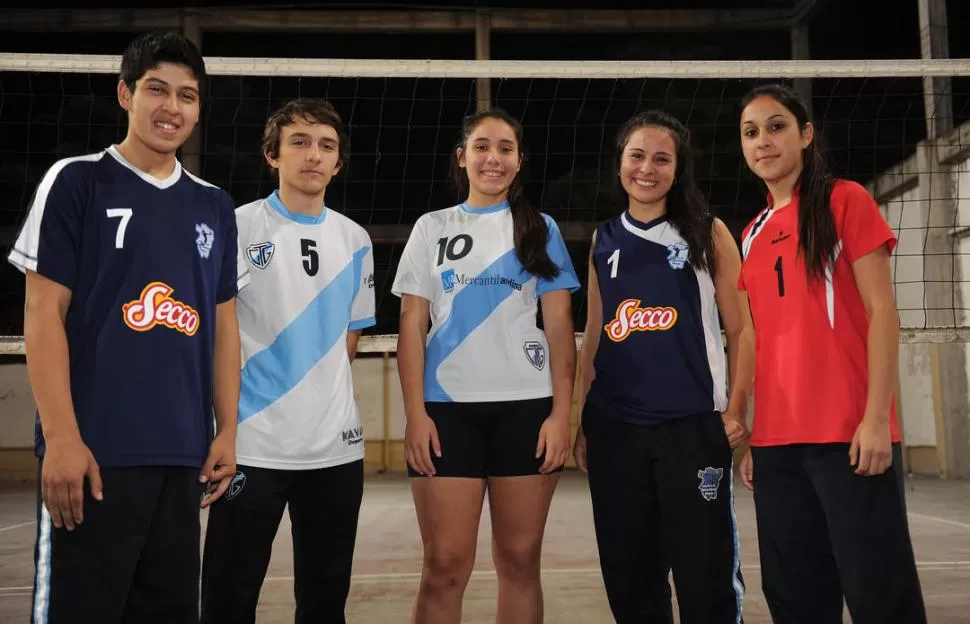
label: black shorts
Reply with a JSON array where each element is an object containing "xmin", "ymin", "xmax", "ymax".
[
  {"xmin": 408, "ymin": 397, "xmax": 560, "ymax": 478},
  {"xmin": 32, "ymin": 462, "xmax": 203, "ymax": 624}
]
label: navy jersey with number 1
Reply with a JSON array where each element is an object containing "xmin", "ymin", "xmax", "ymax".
[
  {"xmin": 586, "ymin": 211, "xmax": 727, "ymax": 425},
  {"xmin": 7, "ymin": 146, "xmax": 245, "ymax": 468}
]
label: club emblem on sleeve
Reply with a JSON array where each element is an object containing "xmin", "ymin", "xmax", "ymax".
[
  {"xmin": 523, "ymin": 341, "xmax": 546, "ymax": 371},
  {"xmin": 195, "ymin": 223, "xmax": 215, "ymax": 259},
  {"xmin": 247, "ymin": 241, "xmax": 275, "ymax": 269},
  {"xmin": 697, "ymin": 466, "xmax": 724, "ymax": 501}
]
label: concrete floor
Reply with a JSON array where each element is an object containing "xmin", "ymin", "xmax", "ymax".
[{"xmin": 2, "ymin": 471, "xmax": 969, "ymax": 623}]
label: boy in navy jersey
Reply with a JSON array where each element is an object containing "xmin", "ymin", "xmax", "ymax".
[{"xmin": 7, "ymin": 31, "xmax": 243, "ymax": 624}]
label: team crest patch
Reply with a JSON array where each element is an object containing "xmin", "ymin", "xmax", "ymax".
[
  {"xmin": 523, "ymin": 341, "xmax": 546, "ymax": 371},
  {"xmin": 666, "ymin": 241, "xmax": 689, "ymax": 270},
  {"xmin": 195, "ymin": 223, "xmax": 215, "ymax": 259},
  {"xmin": 225, "ymin": 471, "xmax": 247, "ymax": 501},
  {"xmin": 247, "ymin": 241, "xmax": 275, "ymax": 269},
  {"xmin": 697, "ymin": 466, "xmax": 724, "ymax": 502}
]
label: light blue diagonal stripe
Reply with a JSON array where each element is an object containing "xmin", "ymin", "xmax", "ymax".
[
  {"xmin": 238, "ymin": 247, "xmax": 369, "ymax": 422},
  {"xmin": 424, "ymin": 249, "xmax": 527, "ymax": 402}
]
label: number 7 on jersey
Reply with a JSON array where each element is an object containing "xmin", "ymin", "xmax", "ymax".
[{"xmin": 106, "ymin": 208, "xmax": 133, "ymax": 249}]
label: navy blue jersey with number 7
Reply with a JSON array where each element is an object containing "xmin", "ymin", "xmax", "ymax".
[{"xmin": 7, "ymin": 146, "xmax": 246, "ymax": 468}]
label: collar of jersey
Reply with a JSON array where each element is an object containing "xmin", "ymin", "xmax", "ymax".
[
  {"xmin": 106, "ymin": 145, "xmax": 182, "ymax": 190},
  {"xmin": 765, "ymin": 185, "xmax": 801, "ymax": 212},
  {"xmin": 267, "ymin": 191, "xmax": 328, "ymax": 225},
  {"xmin": 623, "ymin": 210, "xmax": 668, "ymax": 231},
  {"xmin": 460, "ymin": 199, "xmax": 510, "ymax": 214}
]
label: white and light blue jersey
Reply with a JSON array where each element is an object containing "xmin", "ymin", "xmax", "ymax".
[
  {"xmin": 391, "ymin": 200, "xmax": 580, "ymax": 402},
  {"xmin": 234, "ymin": 192, "xmax": 375, "ymax": 469}
]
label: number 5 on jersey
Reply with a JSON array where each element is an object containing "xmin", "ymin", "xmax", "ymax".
[{"xmin": 301, "ymin": 239, "xmax": 319, "ymax": 276}]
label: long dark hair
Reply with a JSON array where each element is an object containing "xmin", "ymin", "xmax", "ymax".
[
  {"xmin": 449, "ymin": 108, "xmax": 560, "ymax": 280},
  {"xmin": 741, "ymin": 84, "xmax": 836, "ymax": 281},
  {"xmin": 615, "ymin": 110, "xmax": 714, "ymax": 277}
]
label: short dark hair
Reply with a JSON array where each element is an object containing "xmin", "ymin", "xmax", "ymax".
[
  {"xmin": 119, "ymin": 30, "xmax": 206, "ymax": 99},
  {"xmin": 262, "ymin": 99, "xmax": 350, "ymax": 170}
]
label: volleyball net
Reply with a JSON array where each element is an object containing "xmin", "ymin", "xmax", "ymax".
[{"xmin": 1, "ymin": 55, "xmax": 970, "ymax": 354}]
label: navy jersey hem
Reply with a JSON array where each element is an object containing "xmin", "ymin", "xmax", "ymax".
[
  {"xmin": 36, "ymin": 449, "xmax": 207, "ymax": 470},
  {"xmin": 585, "ymin": 392, "xmax": 713, "ymax": 427}
]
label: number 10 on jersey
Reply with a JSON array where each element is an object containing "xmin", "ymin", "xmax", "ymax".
[{"xmin": 436, "ymin": 235, "xmax": 473, "ymax": 266}]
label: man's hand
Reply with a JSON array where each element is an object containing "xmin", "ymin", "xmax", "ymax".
[
  {"xmin": 42, "ymin": 435, "xmax": 103, "ymax": 531},
  {"xmin": 200, "ymin": 431, "xmax": 236, "ymax": 508}
]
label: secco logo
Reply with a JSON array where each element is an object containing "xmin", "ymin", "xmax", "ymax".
[
  {"xmin": 604, "ymin": 298, "xmax": 677, "ymax": 342},
  {"xmin": 123, "ymin": 282, "xmax": 200, "ymax": 337}
]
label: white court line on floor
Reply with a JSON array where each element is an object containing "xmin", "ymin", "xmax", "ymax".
[
  {"xmin": 0, "ymin": 521, "xmax": 34, "ymax": 534},
  {"xmin": 908, "ymin": 513, "xmax": 970, "ymax": 531},
  {"xmin": 2, "ymin": 561, "xmax": 968, "ymax": 595},
  {"xmin": 256, "ymin": 560, "xmax": 970, "ymax": 584}
]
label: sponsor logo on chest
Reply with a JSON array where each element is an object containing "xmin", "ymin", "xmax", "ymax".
[
  {"xmin": 122, "ymin": 281, "xmax": 200, "ymax": 336},
  {"xmin": 604, "ymin": 298, "xmax": 677, "ymax": 342}
]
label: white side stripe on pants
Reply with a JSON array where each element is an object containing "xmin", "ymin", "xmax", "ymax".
[{"xmin": 32, "ymin": 504, "xmax": 53, "ymax": 624}]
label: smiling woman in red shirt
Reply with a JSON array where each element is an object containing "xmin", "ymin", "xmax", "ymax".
[{"xmin": 736, "ymin": 84, "xmax": 926, "ymax": 624}]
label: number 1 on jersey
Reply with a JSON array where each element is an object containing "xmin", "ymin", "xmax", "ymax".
[
  {"xmin": 774, "ymin": 256, "xmax": 785, "ymax": 297},
  {"xmin": 106, "ymin": 208, "xmax": 133, "ymax": 249},
  {"xmin": 607, "ymin": 249, "xmax": 620, "ymax": 278}
]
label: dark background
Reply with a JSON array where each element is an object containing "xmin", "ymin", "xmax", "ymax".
[{"xmin": 1, "ymin": 0, "xmax": 967, "ymax": 335}]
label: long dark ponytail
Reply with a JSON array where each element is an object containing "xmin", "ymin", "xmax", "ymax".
[
  {"xmin": 615, "ymin": 110, "xmax": 715, "ymax": 277},
  {"xmin": 449, "ymin": 108, "xmax": 560, "ymax": 280},
  {"xmin": 741, "ymin": 84, "xmax": 837, "ymax": 281}
]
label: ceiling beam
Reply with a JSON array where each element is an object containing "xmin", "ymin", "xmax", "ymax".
[
  {"xmin": 791, "ymin": 0, "xmax": 830, "ymax": 25},
  {"xmin": 3, "ymin": 8, "xmax": 795, "ymax": 34}
]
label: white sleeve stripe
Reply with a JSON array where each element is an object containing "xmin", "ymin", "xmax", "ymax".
[
  {"xmin": 18, "ymin": 152, "xmax": 104, "ymax": 261},
  {"xmin": 183, "ymin": 169, "xmax": 221, "ymax": 189},
  {"xmin": 741, "ymin": 207, "xmax": 776, "ymax": 259},
  {"xmin": 6, "ymin": 247, "xmax": 36, "ymax": 273},
  {"xmin": 237, "ymin": 269, "xmax": 252, "ymax": 290}
]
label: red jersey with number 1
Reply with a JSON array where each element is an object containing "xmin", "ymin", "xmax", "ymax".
[{"xmin": 738, "ymin": 179, "xmax": 900, "ymax": 446}]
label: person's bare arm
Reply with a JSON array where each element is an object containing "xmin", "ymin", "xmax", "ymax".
[{"xmin": 24, "ymin": 271, "xmax": 102, "ymax": 531}]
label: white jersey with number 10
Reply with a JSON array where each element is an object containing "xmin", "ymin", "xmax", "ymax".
[{"xmin": 392, "ymin": 200, "xmax": 580, "ymax": 403}]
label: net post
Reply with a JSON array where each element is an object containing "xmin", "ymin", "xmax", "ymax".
[
  {"xmin": 918, "ymin": 0, "xmax": 953, "ymax": 140},
  {"xmin": 382, "ymin": 351, "xmax": 391, "ymax": 473},
  {"xmin": 475, "ymin": 9, "xmax": 491, "ymax": 111},
  {"xmin": 916, "ymin": 135, "xmax": 970, "ymax": 478},
  {"xmin": 790, "ymin": 22, "xmax": 813, "ymax": 117},
  {"xmin": 181, "ymin": 10, "xmax": 203, "ymax": 176}
]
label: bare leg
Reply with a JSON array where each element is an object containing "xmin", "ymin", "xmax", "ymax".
[
  {"xmin": 487, "ymin": 474, "xmax": 560, "ymax": 624},
  {"xmin": 411, "ymin": 477, "xmax": 486, "ymax": 624}
]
